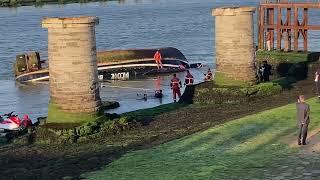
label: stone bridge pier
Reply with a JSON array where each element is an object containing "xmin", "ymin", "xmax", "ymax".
[
  {"xmin": 42, "ymin": 16, "xmax": 102, "ymax": 123},
  {"xmin": 213, "ymin": 7, "xmax": 257, "ymax": 83}
]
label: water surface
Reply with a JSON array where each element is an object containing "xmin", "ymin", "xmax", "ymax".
[{"xmin": 0, "ymin": 0, "xmax": 319, "ymax": 120}]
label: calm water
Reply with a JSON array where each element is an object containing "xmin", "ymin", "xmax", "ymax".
[{"xmin": 0, "ymin": 0, "xmax": 319, "ymax": 120}]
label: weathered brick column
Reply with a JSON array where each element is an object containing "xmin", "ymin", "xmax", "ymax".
[
  {"xmin": 42, "ymin": 17, "xmax": 102, "ymax": 123},
  {"xmin": 213, "ymin": 7, "xmax": 257, "ymax": 83}
]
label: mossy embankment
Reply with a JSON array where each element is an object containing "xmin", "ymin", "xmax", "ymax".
[
  {"xmin": 256, "ymin": 51, "xmax": 320, "ymax": 88},
  {"xmin": 0, "ymin": 51, "xmax": 319, "ymax": 179}
]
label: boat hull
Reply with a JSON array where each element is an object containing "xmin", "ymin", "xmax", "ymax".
[{"xmin": 15, "ymin": 60, "xmax": 186, "ymax": 82}]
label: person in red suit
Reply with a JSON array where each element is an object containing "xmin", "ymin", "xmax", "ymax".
[
  {"xmin": 184, "ymin": 70, "xmax": 194, "ymax": 86},
  {"xmin": 170, "ymin": 74, "xmax": 182, "ymax": 102},
  {"xmin": 204, "ymin": 68, "xmax": 213, "ymax": 81},
  {"xmin": 154, "ymin": 49, "xmax": 163, "ymax": 69}
]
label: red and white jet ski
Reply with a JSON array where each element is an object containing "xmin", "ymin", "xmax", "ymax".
[{"xmin": 0, "ymin": 111, "xmax": 32, "ymax": 134}]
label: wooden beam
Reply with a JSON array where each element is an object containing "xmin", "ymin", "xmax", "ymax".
[
  {"xmin": 294, "ymin": 7, "xmax": 299, "ymax": 51},
  {"xmin": 303, "ymin": 8, "xmax": 308, "ymax": 51},
  {"xmin": 261, "ymin": 3, "xmax": 320, "ymax": 9},
  {"xmin": 258, "ymin": 6, "xmax": 265, "ymax": 50},
  {"xmin": 277, "ymin": 7, "xmax": 282, "ymax": 50},
  {"xmin": 269, "ymin": 8, "xmax": 275, "ymax": 50},
  {"xmin": 264, "ymin": 25, "xmax": 320, "ymax": 30},
  {"xmin": 287, "ymin": 8, "xmax": 291, "ymax": 51}
]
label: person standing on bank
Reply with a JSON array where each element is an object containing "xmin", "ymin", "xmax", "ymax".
[
  {"xmin": 266, "ymin": 32, "xmax": 271, "ymax": 51},
  {"xmin": 154, "ymin": 49, "xmax": 163, "ymax": 69},
  {"xmin": 204, "ymin": 68, "xmax": 213, "ymax": 81},
  {"xmin": 261, "ymin": 60, "xmax": 272, "ymax": 82},
  {"xmin": 170, "ymin": 74, "xmax": 182, "ymax": 102},
  {"xmin": 314, "ymin": 68, "xmax": 320, "ymax": 101},
  {"xmin": 184, "ymin": 70, "xmax": 194, "ymax": 86},
  {"xmin": 296, "ymin": 95, "xmax": 310, "ymax": 145}
]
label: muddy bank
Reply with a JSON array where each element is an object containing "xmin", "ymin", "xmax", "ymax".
[{"xmin": 0, "ymin": 62, "xmax": 319, "ymax": 179}]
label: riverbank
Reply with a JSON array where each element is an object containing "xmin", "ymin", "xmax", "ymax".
[
  {"xmin": 84, "ymin": 97, "xmax": 320, "ymax": 179},
  {"xmin": 0, "ymin": 57, "xmax": 319, "ymax": 179}
]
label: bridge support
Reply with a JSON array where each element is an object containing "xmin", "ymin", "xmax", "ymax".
[
  {"xmin": 213, "ymin": 7, "xmax": 257, "ymax": 83},
  {"xmin": 42, "ymin": 17, "xmax": 102, "ymax": 123}
]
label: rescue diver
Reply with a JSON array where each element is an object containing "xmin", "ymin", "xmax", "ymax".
[{"xmin": 155, "ymin": 89, "xmax": 163, "ymax": 98}]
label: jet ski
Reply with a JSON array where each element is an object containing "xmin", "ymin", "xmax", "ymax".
[{"xmin": 0, "ymin": 111, "xmax": 32, "ymax": 137}]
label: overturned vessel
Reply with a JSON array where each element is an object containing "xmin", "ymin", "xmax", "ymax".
[{"xmin": 14, "ymin": 47, "xmax": 194, "ymax": 82}]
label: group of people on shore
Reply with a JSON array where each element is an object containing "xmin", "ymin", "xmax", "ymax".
[
  {"xmin": 153, "ymin": 49, "xmax": 212, "ymax": 102},
  {"xmin": 165, "ymin": 68, "xmax": 212, "ymax": 102}
]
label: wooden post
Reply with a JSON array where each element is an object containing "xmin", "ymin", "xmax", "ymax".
[
  {"xmin": 287, "ymin": 8, "xmax": 291, "ymax": 51},
  {"xmin": 294, "ymin": 7, "xmax": 299, "ymax": 51},
  {"xmin": 269, "ymin": 8, "xmax": 275, "ymax": 50},
  {"xmin": 258, "ymin": 6, "xmax": 265, "ymax": 49},
  {"xmin": 277, "ymin": 7, "xmax": 282, "ymax": 50},
  {"xmin": 303, "ymin": 8, "xmax": 308, "ymax": 51}
]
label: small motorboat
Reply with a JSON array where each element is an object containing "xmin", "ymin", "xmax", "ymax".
[{"xmin": 14, "ymin": 47, "xmax": 201, "ymax": 83}]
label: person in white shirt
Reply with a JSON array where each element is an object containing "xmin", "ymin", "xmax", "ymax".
[{"xmin": 315, "ymin": 68, "xmax": 320, "ymax": 101}]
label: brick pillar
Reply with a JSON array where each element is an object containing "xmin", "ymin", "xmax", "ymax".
[
  {"xmin": 213, "ymin": 7, "xmax": 257, "ymax": 83},
  {"xmin": 42, "ymin": 17, "xmax": 102, "ymax": 123}
]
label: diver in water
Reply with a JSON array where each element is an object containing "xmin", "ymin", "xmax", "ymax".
[{"xmin": 155, "ymin": 89, "xmax": 163, "ymax": 98}]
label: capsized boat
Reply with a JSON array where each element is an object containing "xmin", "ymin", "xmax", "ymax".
[{"xmin": 14, "ymin": 47, "xmax": 200, "ymax": 82}]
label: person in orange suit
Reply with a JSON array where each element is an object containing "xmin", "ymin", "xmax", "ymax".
[
  {"xmin": 204, "ymin": 68, "xmax": 213, "ymax": 81},
  {"xmin": 170, "ymin": 74, "xmax": 182, "ymax": 102},
  {"xmin": 184, "ymin": 70, "xmax": 194, "ymax": 86},
  {"xmin": 154, "ymin": 49, "xmax": 163, "ymax": 69}
]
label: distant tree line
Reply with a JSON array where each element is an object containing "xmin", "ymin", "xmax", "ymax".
[{"xmin": 0, "ymin": 0, "xmax": 128, "ymax": 7}]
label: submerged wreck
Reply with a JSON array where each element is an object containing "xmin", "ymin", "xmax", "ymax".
[{"xmin": 14, "ymin": 47, "xmax": 195, "ymax": 82}]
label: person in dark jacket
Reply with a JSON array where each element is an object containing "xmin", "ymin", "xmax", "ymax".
[
  {"xmin": 261, "ymin": 61, "xmax": 272, "ymax": 82},
  {"xmin": 296, "ymin": 95, "xmax": 310, "ymax": 145}
]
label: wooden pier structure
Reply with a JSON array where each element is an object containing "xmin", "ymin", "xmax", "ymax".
[{"xmin": 258, "ymin": 0, "xmax": 320, "ymax": 51}]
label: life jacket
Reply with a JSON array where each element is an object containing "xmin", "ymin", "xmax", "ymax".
[
  {"xmin": 154, "ymin": 51, "xmax": 162, "ymax": 62},
  {"xmin": 185, "ymin": 73, "xmax": 194, "ymax": 85},
  {"xmin": 171, "ymin": 77, "xmax": 181, "ymax": 89}
]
